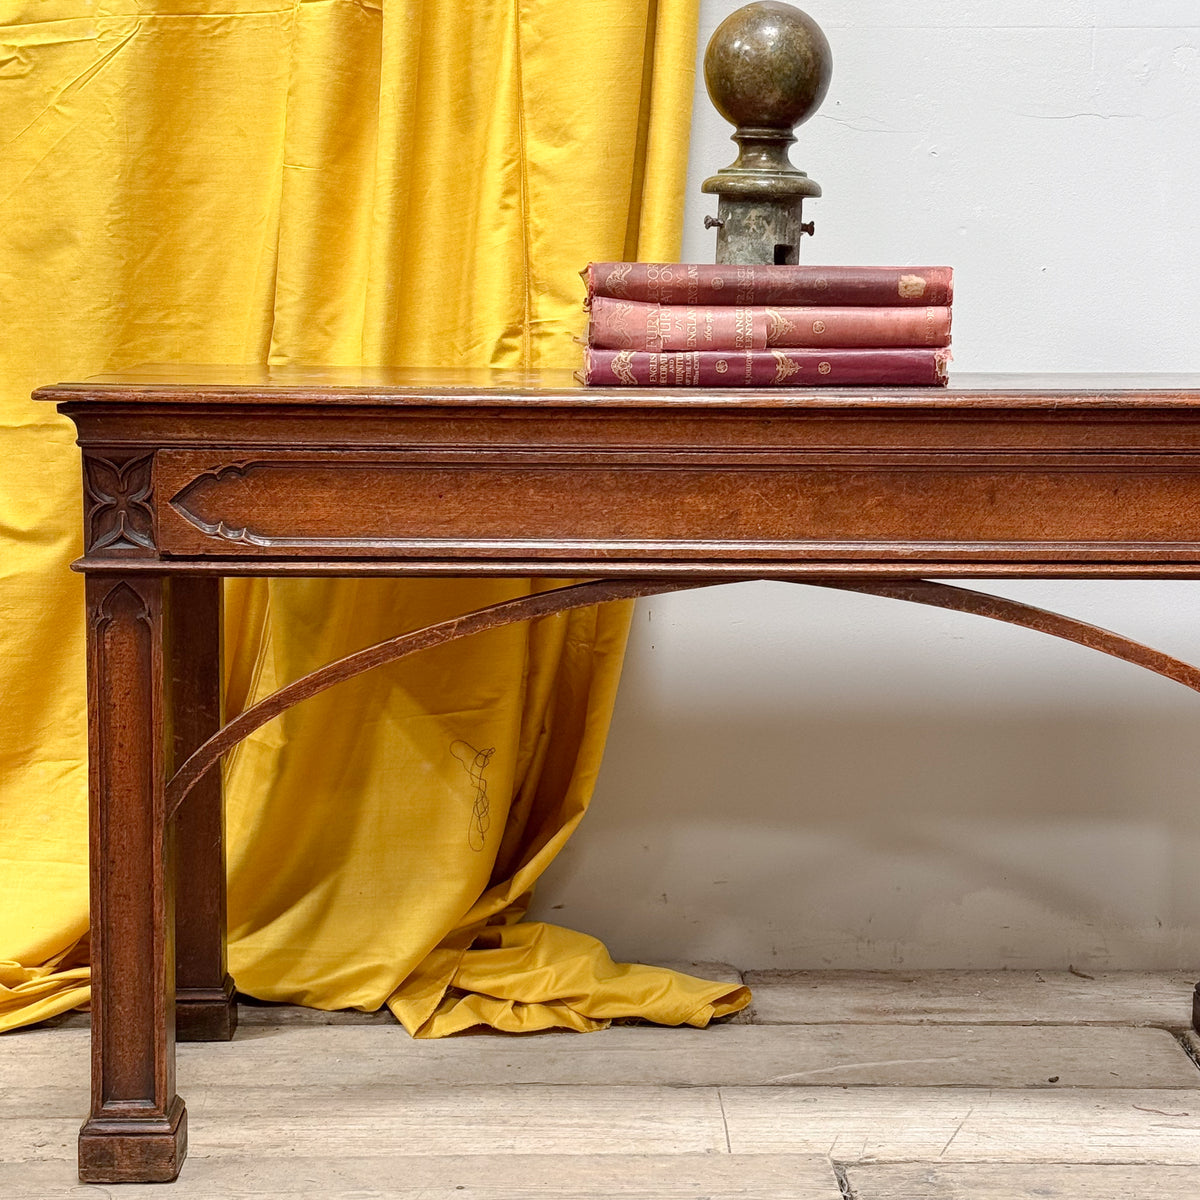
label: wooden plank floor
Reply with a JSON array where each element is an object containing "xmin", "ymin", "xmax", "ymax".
[{"xmin": 3, "ymin": 969, "xmax": 1199, "ymax": 1198}]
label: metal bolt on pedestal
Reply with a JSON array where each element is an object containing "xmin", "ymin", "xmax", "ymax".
[{"xmin": 702, "ymin": 1, "xmax": 833, "ymax": 265}]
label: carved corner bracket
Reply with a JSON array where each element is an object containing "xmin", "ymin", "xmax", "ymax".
[
  {"xmin": 168, "ymin": 462, "xmax": 268, "ymax": 546},
  {"xmin": 84, "ymin": 453, "xmax": 156, "ymax": 556}
]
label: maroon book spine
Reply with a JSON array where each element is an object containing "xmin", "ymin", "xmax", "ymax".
[
  {"xmin": 583, "ymin": 262, "xmax": 954, "ymax": 307},
  {"xmin": 589, "ymin": 296, "xmax": 952, "ymax": 351},
  {"xmin": 579, "ymin": 348, "xmax": 951, "ymax": 388}
]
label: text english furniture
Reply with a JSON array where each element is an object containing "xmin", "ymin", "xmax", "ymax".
[{"xmin": 35, "ymin": 366, "xmax": 1200, "ymax": 1182}]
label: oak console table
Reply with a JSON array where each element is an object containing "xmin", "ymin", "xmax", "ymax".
[{"xmin": 35, "ymin": 366, "xmax": 1200, "ymax": 1183}]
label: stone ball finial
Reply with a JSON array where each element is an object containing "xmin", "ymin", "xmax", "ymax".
[
  {"xmin": 704, "ymin": 1, "xmax": 833, "ymax": 132},
  {"xmin": 700, "ymin": 3, "xmax": 832, "ymax": 264}
]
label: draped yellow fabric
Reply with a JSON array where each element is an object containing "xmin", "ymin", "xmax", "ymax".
[{"xmin": 0, "ymin": 0, "xmax": 750, "ymax": 1035}]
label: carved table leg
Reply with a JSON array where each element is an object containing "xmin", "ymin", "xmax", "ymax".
[
  {"xmin": 79, "ymin": 575, "xmax": 186, "ymax": 1183},
  {"xmin": 170, "ymin": 576, "xmax": 237, "ymax": 1042}
]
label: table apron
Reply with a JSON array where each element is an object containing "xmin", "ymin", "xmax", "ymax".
[{"xmin": 151, "ymin": 450, "xmax": 1200, "ymax": 560}]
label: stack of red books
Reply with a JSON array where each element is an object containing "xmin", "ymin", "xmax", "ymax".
[{"xmin": 577, "ymin": 262, "xmax": 953, "ymax": 387}]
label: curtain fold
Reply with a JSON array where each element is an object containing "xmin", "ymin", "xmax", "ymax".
[{"xmin": 0, "ymin": 0, "xmax": 750, "ymax": 1036}]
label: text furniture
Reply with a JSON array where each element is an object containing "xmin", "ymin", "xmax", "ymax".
[{"xmin": 35, "ymin": 366, "xmax": 1200, "ymax": 1182}]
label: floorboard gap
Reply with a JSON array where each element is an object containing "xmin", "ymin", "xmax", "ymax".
[
  {"xmin": 716, "ymin": 1088, "xmax": 733, "ymax": 1152},
  {"xmin": 833, "ymin": 1162, "xmax": 855, "ymax": 1199},
  {"xmin": 1175, "ymin": 1030, "xmax": 1200, "ymax": 1075}
]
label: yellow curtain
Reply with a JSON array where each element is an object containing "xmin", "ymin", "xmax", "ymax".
[{"xmin": 0, "ymin": 0, "xmax": 749, "ymax": 1035}]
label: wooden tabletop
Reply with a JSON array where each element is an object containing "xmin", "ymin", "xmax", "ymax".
[{"xmin": 34, "ymin": 367, "xmax": 1200, "ymax": 409}]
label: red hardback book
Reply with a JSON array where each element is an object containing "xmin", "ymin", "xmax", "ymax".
[
  {"xmin": 589, "ymin": 296, "xmax": 952, "ymax": 351},
  {"xmin": 578, "ymin": 347, "xmax": 950, "ymax": 388},
  {"xmin": 583, "ymin": 262, "xmax": 954, "ymax": 308}
]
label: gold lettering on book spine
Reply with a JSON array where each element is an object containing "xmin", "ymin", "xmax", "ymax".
[
  {"xmin": 645, "ymin": 262, "xmax": 674, "ymax": 304},
  {"xmin": 771, "ymin": 351, "xmax": 802, "ymax": 384},
  {"xmin": 610, "ymin": 350, "xmax": 637, "ymax": 385},
  {"xmin": 649, "ymin": 305, "xmax": 667, "ymax": 352},
  {"xmin": 923, "ymin": 306, "xmax": 937, "ymax": 344},
  {"xmin": 735, "ymin": 266, "xmax": 755, "ymax": 306},
  {"xmin": 734, "ymin": 306, "xmax": 756, "ymax": 349},
  {"xmin": 766, "ymin": 309, "xmax": 795, "ymax": 346}
]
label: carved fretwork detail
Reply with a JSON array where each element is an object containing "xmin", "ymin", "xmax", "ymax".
[
  {"xmin": 84, "ymin": 454, "xmax": 155, "ymax": 555},
  {"xmin": 169, "ymin": 463, "xmax": 266, "ymax": 545},
  {"xmin": 94, "ymin": 578, "xmax": 154, "ymax": 629}
]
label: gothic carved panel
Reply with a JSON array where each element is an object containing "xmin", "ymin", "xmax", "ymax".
[{"xmin": 84, "ymin": 454, "xmax": 155, "ymax": 556}]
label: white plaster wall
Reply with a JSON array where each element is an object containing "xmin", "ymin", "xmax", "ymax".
[{"xmin": 528, "ymin": 0, "xmax": 1200, "ymax": 969}]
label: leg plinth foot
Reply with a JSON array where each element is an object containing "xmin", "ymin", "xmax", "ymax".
[
  {"xmin": 177, "ymin": 974, "xmax": 238, "ymax": 1042},
  {"xmin": 79, "ymin": 1095, "xmax": 188, "ymax": 1183}
]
